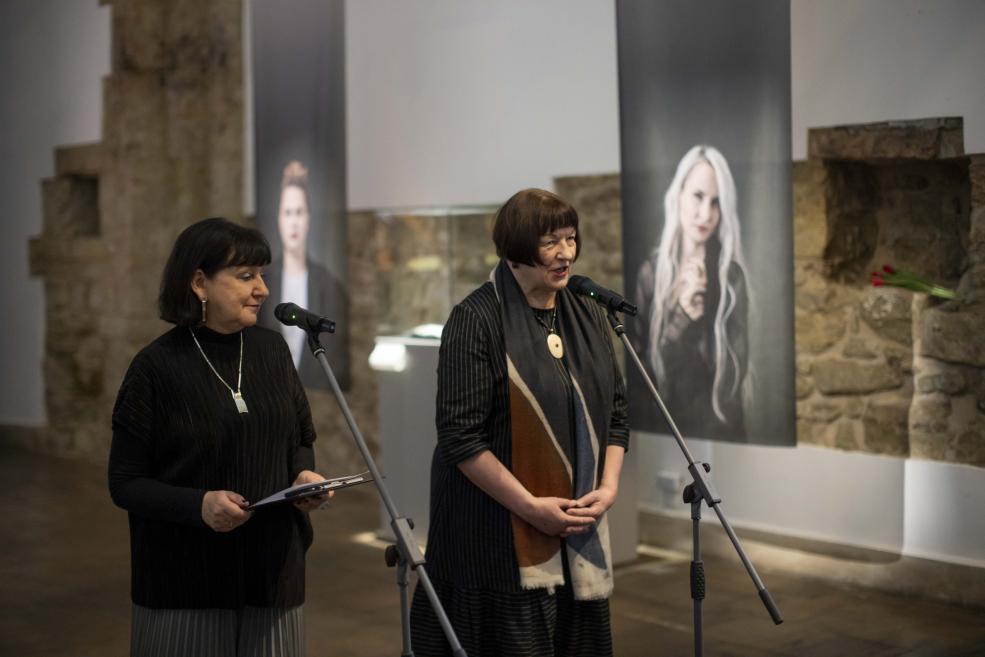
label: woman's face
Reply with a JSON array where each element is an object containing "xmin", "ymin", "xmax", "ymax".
[
  {"xmin": 278, "ymin": 185, "xmax": 310, "ymax": 255},
  {"xmin": 678, "ymin": 160, "xmax": 721, "ymax": 246},
  {"xmin": 510, "ymin": 226, "xmax": 578, "ymax": 300},
  {"xmin": 193, "ymin": 266, "xmax": 269, "ymax": 334}
]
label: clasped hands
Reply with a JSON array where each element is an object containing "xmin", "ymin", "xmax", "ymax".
[
  {"xmin": 521, "ymin": 486, "xmax": 617, "ymax": 538},
  {"xmin": 672, "ymin": 256, "xmax": 708, "ymax": 321},
  {"xmin": 200, "ymin": 469, "xmax": 334, "ymax": 533}
]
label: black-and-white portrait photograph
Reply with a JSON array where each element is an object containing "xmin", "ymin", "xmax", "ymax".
[
  {"xmin": 617, "ymin": 0, "xmax": 795, "ymax": 445},
  {"xmin": 252, "ymin": 0, "xmax": 350, "ymax": 390},
  {"xmin": 631, "ymin": 145, "xmax": 752, "ymax": 440}
]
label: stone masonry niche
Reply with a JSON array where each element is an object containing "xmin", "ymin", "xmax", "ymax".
[{"xmin": 794, "ymin": 118, "xmax": 985, "ymax": 467}]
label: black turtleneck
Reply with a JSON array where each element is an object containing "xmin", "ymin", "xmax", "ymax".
[{"xmin": 109, "ymin": 324, "xmax": 317, "ymax": 609}]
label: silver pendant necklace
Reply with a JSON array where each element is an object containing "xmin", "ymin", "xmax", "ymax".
[
  {"xmin": 190, "ymin": 328, "xmax": 248, "ymax": 413},
  {"xmin": 535, "ymin": 307, "xmax": 564, "ymax": 360}
]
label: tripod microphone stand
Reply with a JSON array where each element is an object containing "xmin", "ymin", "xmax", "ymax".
[
  {"xmin": 301, "ymin": 329, "xmax": 466, "ymax": 657},
  {"xmin": 604, "ymin": 311, "xmax": 783, "ymax": 657}
]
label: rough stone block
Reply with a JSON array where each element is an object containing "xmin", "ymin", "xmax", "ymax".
[
  {"xmin": 112, "ymin": 1, "xmax": 167, "ymax": 71},
  {"xmin": 808, "ymin": 118, "xmax": 964, "ymax": 161},
  {"xmin": 834, "ymin": 419, "xmax": 862, "ymax": 451},
  {"xmin": 953, "ymin": 426, "xmax": 985, "ymax": 468},
  {"xmin": 921, "ymin": 307, "xmax": 985, "ymax": 367},
  {"xmin": 795, "ymin": 373, "xmax": 814, "ymax": 400},
  {"xmin": 910, "ymin": 395, "xmax": 952, "ymax": 432},
  {"xmin": 868, "ymin": 341, "xmax": 914, "ymax": 376},
  {"xmin": 799, "ymin": 399, "xmax": 843, "ymax": 423},
  {"xmin": 813, "ymin": 358, "xmax": 903, "ymax": 394},
  {"xmin": 56, "ymin": 143, "xmax": 104, "ymax": 177},
  {"xmin": 796, "ymin": 418, "xmax": 828, "ymax": 447},
  {"xmin": 843, "ymin": 337, "xmax": 877, "ymax": 360},
  {"xmin": 862, "ymin": 401, "xmax": 910, "ymax": 456},
  {"xmin": 794, "ymin": 260, "xmax": 859, "ymax": 313},
  {"xmin": 844, "ymin": 398, "xmax": 864, "ymax": 419},
  {"xmin": 41, "ymin": 177, "xmax": 100, "ymax": 238},
  {"xmin": 916, "ymin": 371, "xmax": 967, "ymax": 395},
  {"xmin": 795, "ymin": 307, "xmax": 847, "ymax": 354},
  {"xmin": 859, "ymin": 289, "xmax": 913, "ymax": 346},
  {"xmin": 910, "ymin": 429, "xmax": 950, "ymax": 462}
]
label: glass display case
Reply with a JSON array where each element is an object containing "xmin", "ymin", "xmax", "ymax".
[{"xmin": 370, "ymin": 205, "xmax": 498, "ymax": 337}]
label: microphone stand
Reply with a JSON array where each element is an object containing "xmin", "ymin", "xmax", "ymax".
[
  {"xmin": 302, "ymin": 330, "xmax": 466, "ymax": 657},
  {"xmin": 603, "ymin": 310, "xmax": 783, "ymax": 657}
]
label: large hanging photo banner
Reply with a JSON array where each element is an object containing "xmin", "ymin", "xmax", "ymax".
[
  {"xmin": 253, "ymin": 0, "xmax": 349, "ymax": 390},
  {"xmin": 617, "ymin": 0, "xmax": 794, "ymax": 445}
]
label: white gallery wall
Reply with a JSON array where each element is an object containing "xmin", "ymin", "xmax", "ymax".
[
  {"xmin": 1, "ymin": 0, "xmax": 984, "ymax": 567},
  {"xmin": 0, "ymin": 1, "xmax": 110, "ymax": 427},
  {"xmin": 791, "ymin": 0, "xmax": 985, "ymax": 159},
  {"xmin": 344, "ymin": 0, "xmax": 622, "ymax": 210}
]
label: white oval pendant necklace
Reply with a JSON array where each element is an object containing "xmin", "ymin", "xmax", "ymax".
[
  {"xmin": 190, "ymin": 328, "xmax": 249, "ymax": 413},
  {"xmin": 535, "ymin": 307, "xmax": 564, "ymax": 360},
  {"xmin": 547, "ymin": 331, "xmax": 564, "ymax": 360}
]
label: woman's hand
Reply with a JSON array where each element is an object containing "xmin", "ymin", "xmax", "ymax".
[
  {"xmin": 521, "ymin": 496, "xmax": 595, "ymax": 537},
  {"xmin": 674, "ymin": 256, "xmax": 707, "ymax": 321},
  {"xmin": 201, "ymin": 490, "xmax": 251, "ymax": 532},
  {"xmin": 567, "ymin": 485, "xmax": 618, "ymax": 521},
  {"xmin": 292, "ymin": 470, "xmax": 334, "ymax": 512}
]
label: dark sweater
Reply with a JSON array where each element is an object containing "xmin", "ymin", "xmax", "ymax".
[{"xmin": 109, "ymin": 325, "xmax": 316, "ymax": 609}]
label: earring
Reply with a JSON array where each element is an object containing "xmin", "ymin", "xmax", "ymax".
[{"xmin": 201, "ymin": 297, "xmax": 207, "ymax": 324}]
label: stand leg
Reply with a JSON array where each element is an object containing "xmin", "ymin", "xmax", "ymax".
[
  {"xmin": 688, "ymin": 495, "xmax": 705, "ymax": 657},
  {"xmin": 386, "ymin": 545, "xmax": 414, "ymax": 656}
]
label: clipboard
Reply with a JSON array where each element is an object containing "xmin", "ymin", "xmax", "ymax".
[{"xmin": 247, "ymin": 471, "xmax": 373, "ymax": 510}]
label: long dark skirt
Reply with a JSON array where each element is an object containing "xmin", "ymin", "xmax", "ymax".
[
  {"xmin": 410, "ymin": 579, "xmax": 612, "ymax": 657},
  {"xmin": 130, "ymin": 604, "xmax": 304, "ymax": 657}
]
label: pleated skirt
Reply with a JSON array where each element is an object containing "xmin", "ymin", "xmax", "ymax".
[
  {"xmin": 410, "ymin": 579, "xmax": 613, "ymax": 657},
  {"xmin": 131, "ymin": 604, "xmax": 305, "ymax": 657}
]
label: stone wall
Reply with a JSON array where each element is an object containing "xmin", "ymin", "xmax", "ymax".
[
  {"xmin": 794, "ymin": 118, "xmax": 985, "ymax": 467},
  {"xmin": 28, "ymin": 0, "xmax": 244, "ymax": 459}
]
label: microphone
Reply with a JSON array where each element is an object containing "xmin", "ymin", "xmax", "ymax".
[
  {"xmin": 274, "ymin": 302, "xmax": 336, "ymax": 334},
  {"xmin": 568, "ymin": 275, "xmax": 638, "ymax": 316}
]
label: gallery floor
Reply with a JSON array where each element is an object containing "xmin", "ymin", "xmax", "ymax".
[{"xmin": 1, "ymin": 442, "xmax": 983, "ymax": 657}]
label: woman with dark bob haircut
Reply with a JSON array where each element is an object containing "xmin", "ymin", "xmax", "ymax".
[
  {"xmin": 410, "ymin": 189, "xmax": 630, "ymax": 657},
  {"xmin": 109, "ymin": 217, "xmax": 330, "ymax": 657}
]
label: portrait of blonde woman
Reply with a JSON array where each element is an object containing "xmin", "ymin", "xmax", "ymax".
[{"xmin": 632, "ymin": 145, "xmax": 751, "ymax": 440}]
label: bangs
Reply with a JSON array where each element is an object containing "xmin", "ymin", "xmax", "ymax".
[
  {"xmin": 224, "ymin": 231, "xmax": 272, "ymax": 268},
  {"xmin": 539, "ymin": 201, "xmax": 579, "ymax": 236}
]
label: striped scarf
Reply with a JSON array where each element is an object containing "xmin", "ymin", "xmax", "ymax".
[{"xmin": 492, "ymin": 261, "xmax": 615, "ymax": 600}]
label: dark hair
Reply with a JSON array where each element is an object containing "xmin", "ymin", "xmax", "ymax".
[
  {"xmin": 281, "ymin": 160, "xmax": 309, "ymax": 197},
  {"xmin": 158, "ymin": 217, "xmax": 272, "ymax": 326},
  {"xmin": 492, "ymin": 188, "xmax": 581, "ymax": 266}
]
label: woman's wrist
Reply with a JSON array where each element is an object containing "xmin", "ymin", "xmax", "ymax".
[{"xmin": 514, "ymin": 491, "xmax": 541, "ymax": 521}]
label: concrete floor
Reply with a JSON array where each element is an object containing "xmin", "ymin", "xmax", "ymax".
[{"xmin": 1, "ymin": 443, "xmax": 983, "ymax": 657}]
